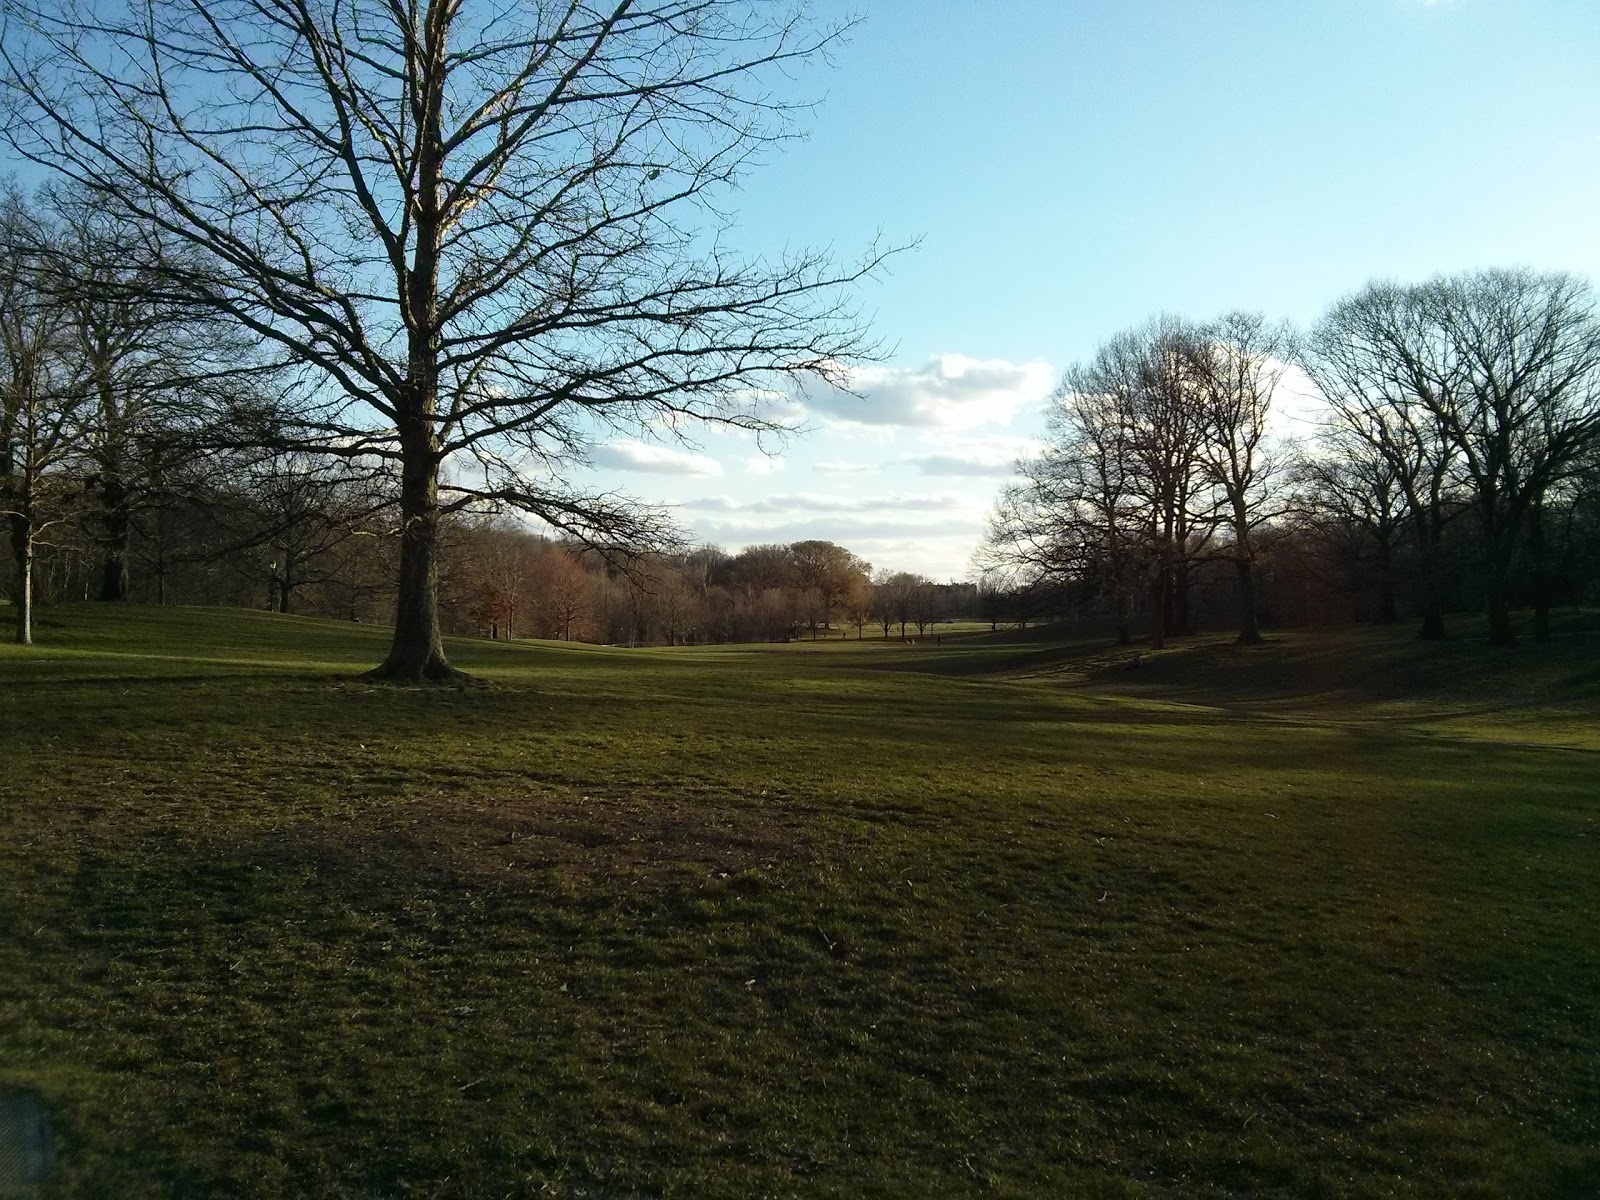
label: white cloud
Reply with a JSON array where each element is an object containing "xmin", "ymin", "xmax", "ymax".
[
  {"xmin": 906, "ymin": 453, "xmax": 1019, "ymax": 478},
  {"xmin": 680, "ymin": 492, "xmax": 968, "ymax": 516},
  {"xmin": 743, "ymin": 454, "xmax": 785, "ymax": 476},
  {"xmin": 815, "ymin": 461, "xmax": 876, "ymax": 475},
  {"xmin": 899, "ymin": 431, "xmax": 1042, "ymax": 477},
  {"xmin": 591, "ymin": 440, "xmax": 723, "ymax": 477},
  {"xmin": 798, "ymin": 354, "xmax": 1054, "ymax": 430}
]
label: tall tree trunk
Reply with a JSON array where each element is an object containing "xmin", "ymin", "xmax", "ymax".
[
  {"xmin": 1149, "ymin": 564, "xmax": 1168, "ymax": 651},
  {"xmin": 369, "ymin": 422, "xmax": 457, "ymax": 682},
  {"xmin": 1479, "ymin": 492, "xmax": 1517, "ymax": 646},
  {"xmin": 10, "ymin": 516, "xmax": 33, "ymax": 646},
  {"xmin": 1531, "ymin": 493, "xmax": 1551, "ymax": 642},
  {"xmin": 1375, "ymin": 538, "xmax": 1398, "ymax": 624},
  {"xmin": 368, "ymin": 10, "xmax": 459, "ymax": 683},
  {"xmin": 95, "ymin": 473, "xmax": 131, "ymax": 601},
  {"xmin": 1484, "ymin": 564, "xmax": 1515, "ymax": 646},
  {"xmin": 1482, "ymin": 508, "xmax": 1516, "ymax": 645},
  {"xmin": 1233, "ymin": 556, "xmax": 1261, "ymax": 645},
  {"xmin": 1416, "ymin": 514, "xmax": 1446, "ymax": 641},
  {"xmin": 1173, "ymin": 558, "xmax": 1193, "ymax": 636}
]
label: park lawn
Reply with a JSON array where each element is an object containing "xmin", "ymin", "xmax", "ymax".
[{"xmin": 1, "ymin": 606, "xmax": 1596, "ymax": 1197}]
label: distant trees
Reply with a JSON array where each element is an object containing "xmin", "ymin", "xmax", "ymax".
[
  {"xmin": 790, "ymin": 540, "xmax": 872, "ymax": 639},
  {"xmin": 0, "ymin": 194, "xmax": 86, "ymax": 644},
  {"xmin": 987, "ymin": 314, "xmax": 1282, "ymax": 648},
  {"xmin": 989, "ymin": 271, "xmax": 1600, "ymax": 649},
  {"xmin": 40, "ymin": 192, "xmax": 242, "ymax": 604},
  {"xmin": 1305, "ymin": 270, "xmax": 1600, "ymax": 644},
  {"xmin": 211, "ymin": 453, "xmax": 388, "ymax": 617},
  {"xmin": 867, "ymin": 570, "xmax": 949, "ymax": 639},
  {"xmin": 1193, "ymin": 313, "xmax": 1294, "ymax": 646}
]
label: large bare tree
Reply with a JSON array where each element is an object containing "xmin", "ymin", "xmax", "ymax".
[
  {"xmin": 1306, "ymin": 273, "xmax": 1600, "ymax": 645},
  {"xmin": 986, "ymin": 347, "xmax": 1144, "ymax": 645},
  {"xmin": 29, "ymin": 189, "xmax": 248, "ymax": 603},
  {"xmin": 0, "ymin": 193, "xmax": 90, "ymax": 645},
  {"xmin": 1303, "ymin": 283, "xmax": 1464, "ymax": 640},
  {"xmin": 2, "ymin": 0, "xmax": 886, "ymax": 680},
  {"xmin": 1193, "ymin": 312, "xmax": 1293, "ymax": 645},
  {"xmin": 1416, "ymin": 270, "xmax": 1600, "ymax": 644},
  {"xmin": 986, "ymin": 317, "xmax": 1220, "ymax": 649},
  {"xmin": 1127, "ymin": 318, "xmax": 1215, "ymax": 647}
]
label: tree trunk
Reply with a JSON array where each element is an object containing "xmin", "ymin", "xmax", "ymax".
[
  {"xmin": 1479, "ymin": 492, "xmax": 1517, "ymax": 646},
  {"xmin": 10, "ymin": 517, "xmax": 33, "ymax": 646},
  {"xmin": 1415, "ymin": 516, "xmax": 1446, "ymax": 641},
  {"xmin": 1233, "ymin": 557, "xmax": 1262, "ymax": 645},
  {"xmin": 1531, "ymin": 493, "xmax": 1551, "ymax": 642},
  {"xmin": 1375, "ymin": 539, "xmax": 1398, "ymax": 625},
  {"xmin": 95, "ymin": 474, "xmax": 132, "ymax": 601},
  {"xmin": 1149, "ymin": 567, "xmax": 1167, "ymax": 651},
  {"xmin": 368, "ymin": 427, "xmax": 459, "ymax": 682},
  {"xmin": 1484, "ymin": 566, "xmax": 1515, "ymax": 646},
  {"xmin": 1418, "ymin": 605, "xmax": 1445, "ymax": 640},
  {"xmin": 367, "ymin": 19, "xmax": 461, "ymax": 684},
  {"xmin": 1173, "ymin": 559, "xmax": 1193, "ymax": 637}
]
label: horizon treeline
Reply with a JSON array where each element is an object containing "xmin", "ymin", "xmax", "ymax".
[
  {"xmin": 982, "ymin": 269, "xmax": 1600, "ymax": 648},
  {"xmin": 5, "ymin": 174, "xmax": 1599, "ymax": 649}
]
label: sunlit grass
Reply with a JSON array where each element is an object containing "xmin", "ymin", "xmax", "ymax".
[{"xmin": 2, "ymin": 605, "xmax": 1596, "ymax": 1196}]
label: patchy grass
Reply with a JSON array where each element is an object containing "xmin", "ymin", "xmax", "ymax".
[{"xmin": 1, "ymin": 606, "xmax": 1597, "ymax": 1197}]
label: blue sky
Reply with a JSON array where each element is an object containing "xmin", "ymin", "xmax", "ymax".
[{"xmin": 575, "ymin": 0, "xmax": 1600, "ymax": 579}]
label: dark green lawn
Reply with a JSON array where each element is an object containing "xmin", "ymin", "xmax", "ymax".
[{"xmin": 2, "ymin": 606, "xmax": 1596, "ymax": 1197}]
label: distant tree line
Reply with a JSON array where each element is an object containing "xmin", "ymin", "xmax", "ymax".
[
  {"xmin": 11, "ymin": 171, "xmax": 1595, "ymax": 656},
  {"xmin": 982, "ymin": 270, "xmax": 1600, "ymax": 648},
  {"xmin": 440, "ymin": 528, "xmax": 977, "ymax": 647}
]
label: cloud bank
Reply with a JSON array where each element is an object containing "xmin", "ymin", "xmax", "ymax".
[
  {"xmin": 590, "ymin": 440, "xmax": 723, "ymax": 477},
  {"xmin": 799, "ymin": 354, "xmax": 1053, "ymax": 430}
]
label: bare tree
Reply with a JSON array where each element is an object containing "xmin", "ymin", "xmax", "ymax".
[
  {"xmin": 908, "ymin": 576, "xmax": 942, "ymax": 636},
  {"xmin": 1129, "ymin": 319, "xmax": 1217, "ymax": 647},
  {"xmin": 988, "ymin": 349, "xmax": 1147, "ymax": 644},
  {"xmin": 535, "ymin": 546, "xmax": 593, "ymax": 641},
  {"xmin": 1193, "ymin": 312, "xmax": 1294, "ymax": 645},
  {"xmin": 0, "ymin": 193, "xmax": 90, "ymax": 644},
  {"xmin": 234, "ymin": 452, "xmax": 391, "ymax": 616},
  {"xmin": 1305, "ymin": 272, "xmax": 1600, "ymax": 644},
  {"xmin": 1416, "ymin": 270, "xmax": 1600, "ymax": 644},
  {"xmin": 2, "ymin": 0, "xmax": 888, "ymax": 680},
  {"xmin": 990, "ymin": 317, "xmax": 1215, "ymax": 649},
  {"xmin": 1303, "ymin": 283, "xmax": 1464, "ymax": 640},
  {"xmin": 881, "ymin": 570, "xmax": 922, "ymax": 639},
  {"xmin": 869, "ymin": 567, "xmax": 896, "ymax": 638},
  {"xmin": 1293, "ymin": 431, "xmax": 1408, "ymax": 624},
  {"xmin": 33, "ymin": 189, "xmax": 248, "ymax": 602}
]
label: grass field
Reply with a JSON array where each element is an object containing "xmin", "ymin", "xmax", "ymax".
[{"xmin": 2, "ymin": 605, "xmax": 1597, "ymax": 1197}]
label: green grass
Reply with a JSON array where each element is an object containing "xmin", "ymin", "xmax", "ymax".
[{"xmin": 2, "ymin": 606, "xmax": 1597, "ymax": 1197}]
